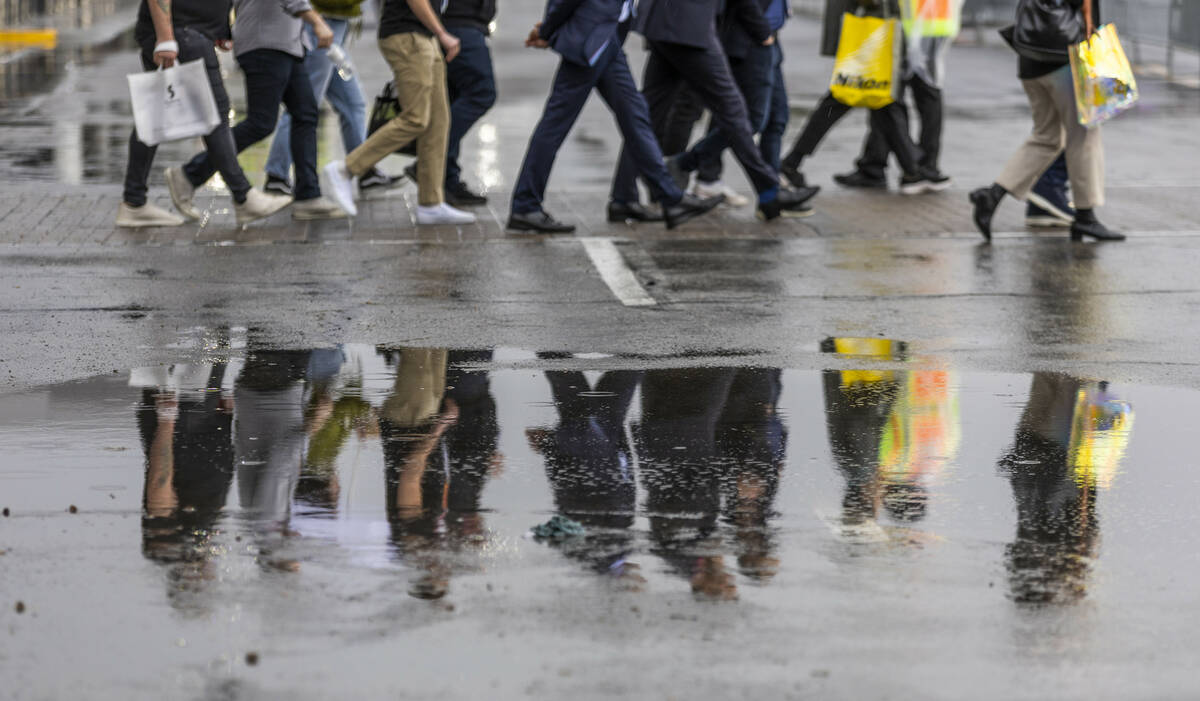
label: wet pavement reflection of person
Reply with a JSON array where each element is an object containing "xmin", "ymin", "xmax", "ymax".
[
  {"xmin": 1000, "ymin": 373, "xmax": 1133, "ymax": 605},
  {"xmin": 379, "ymin": 348, "xmax": 500, "ymax": 600},
  {"xmin": 636, "ymin": 367, "xmax": 787, "ymax": 600},
  {"xmin": 820, "ymin": 337, "xmax": 960, "ymax": 535},
  {"xmin": 136, "ymin": 362, "xmax": 234, "ymax": 611},
  {"xmin": 528, "ymin": 358, "xmax": 643, "ymax": 583}
]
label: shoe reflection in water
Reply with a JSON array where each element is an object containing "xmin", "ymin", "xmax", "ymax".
[
  {"xmin": 636, "ymin": 368, "xmax": 787, "ymax": 600},
  {"xmin": 528, "ymin": 362, "xmax": 644, "ymax": 584},
  {"xmin": 379, "ymin": 348, "xmax": 499, "ymax": 600},
  {"xmin": 1001, "ymin": 373, "xmax": 1134, "ymax": 605},
  {"xmin": 136, "ymin": 362, "xmax": 235, "ymax": 611}
]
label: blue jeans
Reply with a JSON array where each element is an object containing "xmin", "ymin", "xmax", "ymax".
[
  {"xmin": 264, "ymin": 19, "xmax": 367, "ymax": 182},
  {"xmin": 695, "ymin": 42, "xmax": 788, "ymax": 183},
  {"xmin": 444, "ymin": 26, "xmax": 496, "ymax": 188},
  {"xmin": 184, "ymin": 48, "xmax": 321, "ymax": 200}
]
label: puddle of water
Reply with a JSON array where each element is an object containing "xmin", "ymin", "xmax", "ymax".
[{"xmin": 1, "ymin": 340, "xmax": 1197, "ymax": 697}]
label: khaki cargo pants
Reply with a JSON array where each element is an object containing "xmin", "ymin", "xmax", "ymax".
[{"xmin": 345, "ymin": 33, "xmax": 449, "ymax": 206}]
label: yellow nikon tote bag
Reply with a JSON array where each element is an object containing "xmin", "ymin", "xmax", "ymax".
[{"xmin": 829, "ymin": 13, "xmax": 901, "ymax": 109}]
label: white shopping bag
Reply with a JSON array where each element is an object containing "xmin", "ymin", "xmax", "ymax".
[{"xmin": 126, "ymin": 58, "xmax": 221, "ymax": 146}]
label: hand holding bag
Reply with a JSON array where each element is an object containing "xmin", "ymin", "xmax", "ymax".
[
  {"xmin": 1070, "ymin": 23, "xmax": 1139, "ymax": 126},
  {"xmin": 126, "ymin": 58, "xmax": 221, "ymax": 147}
]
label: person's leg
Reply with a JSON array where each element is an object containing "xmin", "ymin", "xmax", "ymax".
[
  {"xmin": 345, "ymin": 33, "xmax": 435, "ymax": 179},
  {"xmin": 122, "ymin": 46, "xmax": 159, "ymax": 207},
  {"xmin": 444, "ymin": 27, "xmax": 496, "ymax": 188},
  {"xmin": 692, "ymin": 44, "xmax": 774, "ymax": 184},
  {"xmin": 780, "ymin": 91, "xmax": 851, "ymax": 170},
  {"xmin": 326, "ymin": 66, "xmax": 369, "ymax": 152},
  {"xmin": 662, "ymin": 40, "xmax": 777, "ymax": 195},
  {"xmin": 910, "ymin": 74, "xmax": 943, "ymax": 172},
  {"xmin": 179, "ymin": 29, "xmax": 252, "ymax": 202},
  {"xmin": 1048, "ymin": 67, "xmax": 1103, "ymax": 210},
  {"xmin": 183, "ymin": 49, "xmax": 291, "ymax": 187},
  {"xmin": 414, "ymin": 38, "xmax": 450, "ymax": 206},
  {"xmin": 995, "ymin": 75, "xmax": 1067, "ymax": 200},
  {"xmin": 611, "ymin": 49, "xmax": 682, "ymax": 205},
  {"xmin": 264, "ymin": 20, "xmax": 348, "ymax": 182},
  {"xmin": 512, "ymin": 55, "xmax": 604, "ymax": 214},
  {"xmin": 853, "ymin": 129, "xmax": 891, "ymax": 181},
  {"xmin": 661, "ymin": 85, "xmax": 704, "ymax": 156},
  {"xmin": 280, "ymin": 55, "xmax": 323, "ymax": 201},
  {"xmin": 759, "ymin": 44, "xmax": 788, "ymax": 172},
  {"xmin": 869, "ymin": 102, "xmax": 921, "ymax": 176},
  {"xmin": 595, "ymin": 44, "xmax": 682, "ymax": 206}
]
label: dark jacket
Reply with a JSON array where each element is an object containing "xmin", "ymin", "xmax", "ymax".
[
  {"xmin": 540, "ymin": 0, "xmax": 625, "ymax": 67},
  {"xmin": 720, "ymin": 0, "xmax": 773, "ymax": 59},
  {"xmin": 380, "ymin": 0, "xmax": 442, "ymax": 39},
  {"xmin": 635, "ymin": 0, "xmax": 722, "ymax": 48},
  {"xmin": 443, "ymin": 0, "xmax": 497, "ymax": 33}
]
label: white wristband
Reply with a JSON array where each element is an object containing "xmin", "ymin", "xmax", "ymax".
[{"xmin": 154, "ymin": 40, "xmax": 179, "ymax": 54}]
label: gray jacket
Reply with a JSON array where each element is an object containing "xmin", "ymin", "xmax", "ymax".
[{"xmin": 232, "ymin": 0, "xmax": 315, "ymax": 58}]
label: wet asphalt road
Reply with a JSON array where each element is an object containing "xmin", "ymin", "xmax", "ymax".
[{"xmin": 3, "ymin": 2, "xmax": 1200, "ymax": 699}]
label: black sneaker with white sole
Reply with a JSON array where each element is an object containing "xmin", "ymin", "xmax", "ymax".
[
  {"xmin": 445, "ymin": 181, "xmax": 488, "ymax": 206},
  {"xmin": 359, "ymin": 168, "xmax": 402, "ymax": 194},
  {"xmin": 900, "ymin": 169, "xmax": 952, "ymax": 195},
  {"xmin": 264, "ymin": 174, "xmax": 294, "ymax": 197},
  {"xmin": 1026, "ymin": 202, "xmax": 1070, "ymax": 227}
]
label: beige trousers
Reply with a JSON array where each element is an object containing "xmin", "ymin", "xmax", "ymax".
[
  {"xmin": 996, "ymin": 65, "xmax": 1105, "ymax": 209},
  {"xmin": 345, "ymin": 33, "xmax": 449, "ymax": 206}
]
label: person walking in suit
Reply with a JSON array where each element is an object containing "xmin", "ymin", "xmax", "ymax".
[
  {"xmin": 609, "ymin": 0, "xmax": 818, "ymax": 221},
  {"xmin": 687, "ymin": 0, "xmax": 793, "ymax": 207},
  {"xmin": 507, "ymin": 0, "xmax": 724, "ymax": 233}
]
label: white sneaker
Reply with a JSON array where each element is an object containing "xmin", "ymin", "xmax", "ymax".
[
  {"xmin": 164, "ymin": 166, "xmax": 201, "ymax": 221},
  {"xmin": 691, "ymin": 179, "xmax": 750, "ymax": 208},
  {"xmin": 416, "ymin": 202, "xmax": 477, "ymax": 225},
  {"xmin": 322, "ymin": 160, "xmax": 358, "ymax": 217},
  {"xmin": 115, "ymin": 202, "xmax": 185, "ymax": 228},
  {"xmin": 292, "ymin": 196, "xmax": 348, "ymax": 220},
  {"xmin": 235, "ymin": 188, "xmax": 292, "ymax": 225}
]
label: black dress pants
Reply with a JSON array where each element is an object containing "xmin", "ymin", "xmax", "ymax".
[
  {"xmin": 783, "ymin": 92, "xmax": 922, "ymax": 176},
  {"xmin": 855, "ymin": 75, "xmax": 943, "ymax": 178}
]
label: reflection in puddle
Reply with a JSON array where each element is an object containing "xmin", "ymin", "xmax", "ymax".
[{"xmin": 0, "ymin": 340, "xmax": 1143, "ymax": 616}]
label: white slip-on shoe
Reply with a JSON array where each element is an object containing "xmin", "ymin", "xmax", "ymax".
[
  {"xmin": 416, "ymin": 202, "xmax": 477, "ymax": 225},
  {"xmin": 115, "ymin": 202, "xmax": 185, "ymax": 228},
  {"xmin": 164, "ymin": 166, "xmax": 201, "ymax": 221},
  {"xmin": 322, "ymin": 160, "xmax": 358, "ymax": 216},
  {"xmin": 292, "ymin": 196, "xmax": 348, "ymax": 220},
  {"xmin": 235, "ymin": 188, "xmax": 292, "ymax": 225},
  {"xmin": 691, "ymin": 179, "xmax": 750, "ymax": 208}
]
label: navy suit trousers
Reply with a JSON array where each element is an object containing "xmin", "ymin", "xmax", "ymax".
[
  {"xmin": 510, "ymin": 27, "xmax": 682, "ymax": 215},
  {"xmin": 611, "ymin": 37, "xmax": 779, "ymax": 204}
]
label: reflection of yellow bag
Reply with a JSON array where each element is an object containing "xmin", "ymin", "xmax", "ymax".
[
  {"xmin": 830, "ymin": 14, "xmax": 900, "ymax": 109},
  {"xmin": 1069, "ymin": 24, "xmax": 1139, "ymax": 127},
  {"xmin": 1068, "ymin": 385, "xmax": 1134, "ymax": 490}
]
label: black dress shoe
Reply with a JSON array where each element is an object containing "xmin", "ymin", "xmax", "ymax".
[
  {"xmin": 756, "ymin": 186, "xmax": 819, "ymax": 220},
  {"xmin": 969, "ymin": 186, "xmax": 1004, "ymax": 242},
  {"xmin": 1070, "ymin": 219, "xmax": 1125, "ymax": 241},
  {"xmin": 607, "ymin": 200, "xmax": 663, "ymax": 222},
  {"xmin": 663, "ymin": 193, "xmax": 723, "ymax": 230},
  {"xmin": 834, "ymin": 170, "xmax": 887, "ymax": 189},
  {"xmin": 507, "ymin": 210, "xmax": 576, "ymax": 234},
  {"xmin": 446, "ymin": 181, "xmax": 488, "ymax": 206}
]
